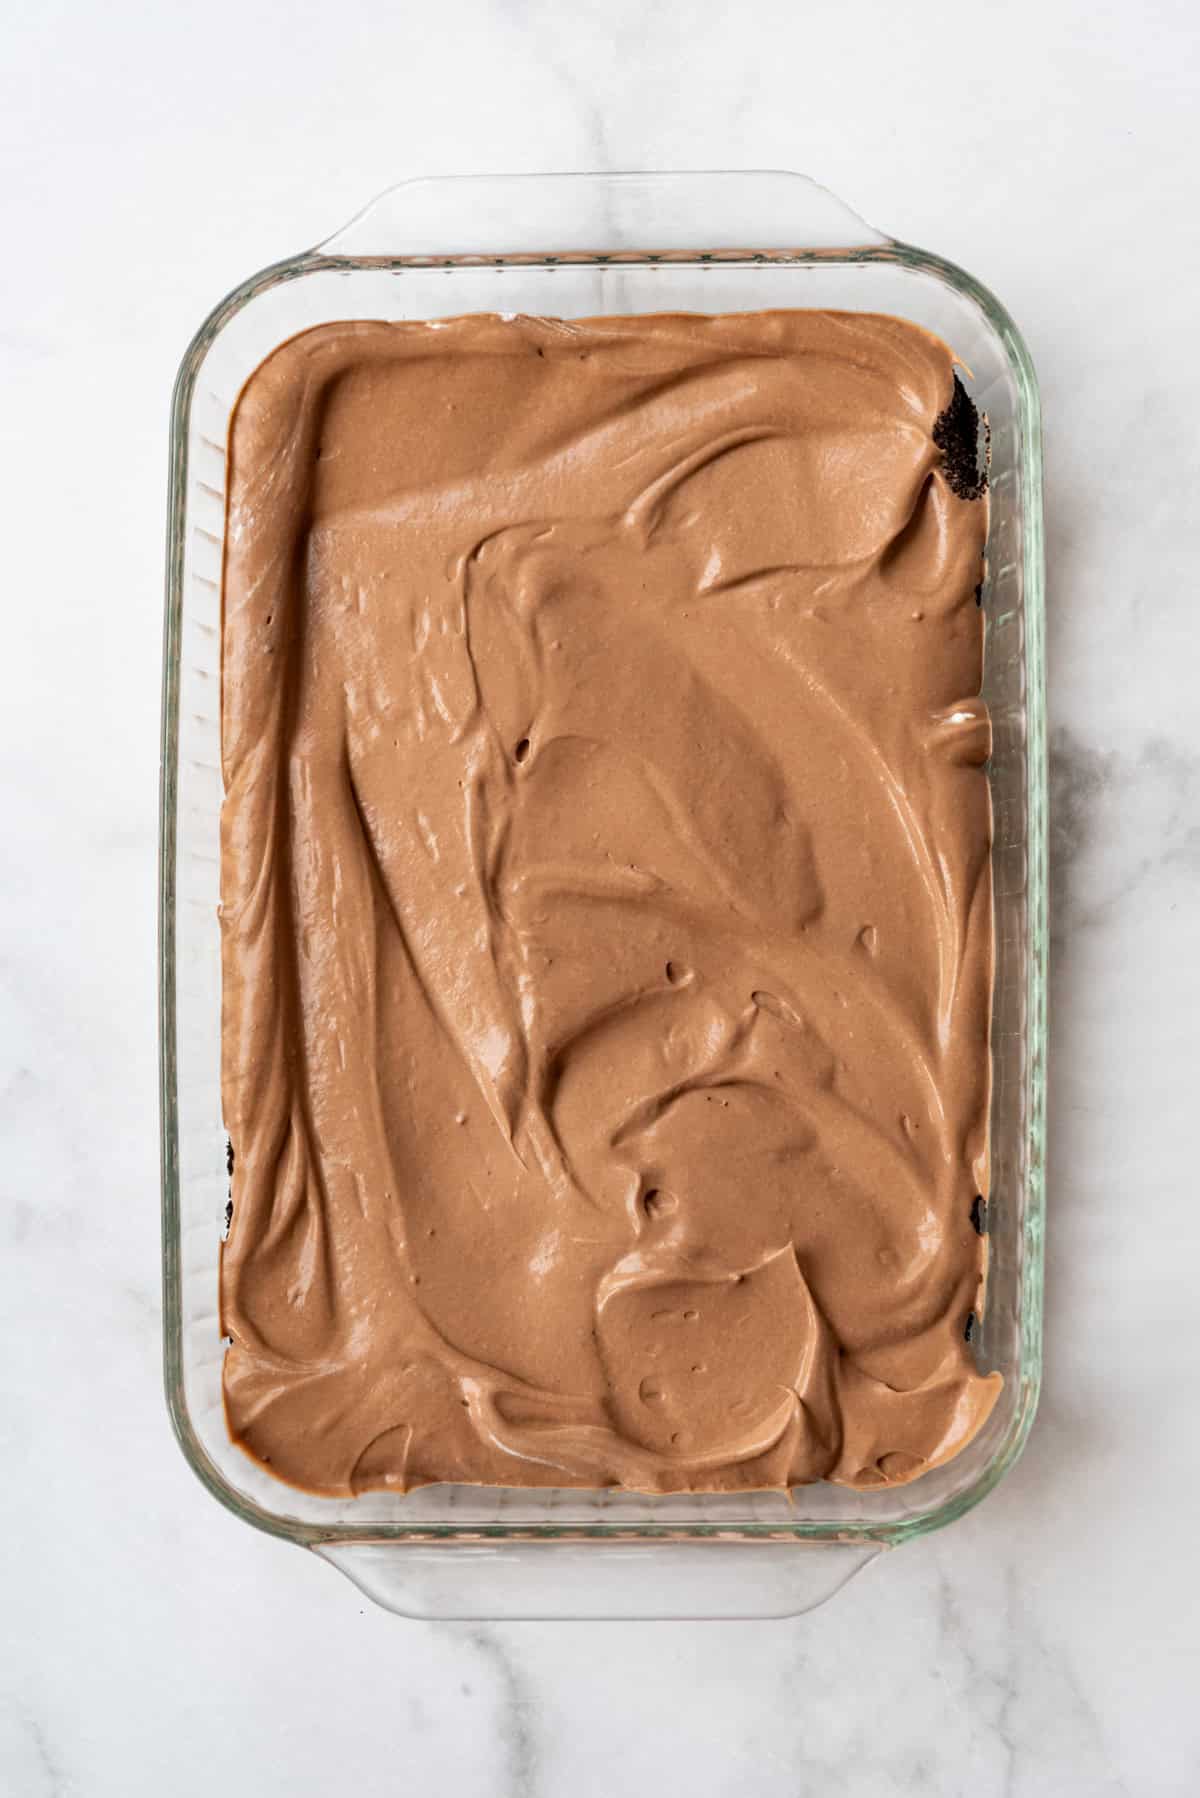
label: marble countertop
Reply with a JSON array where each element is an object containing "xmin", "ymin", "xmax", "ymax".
[{"xmin": 3, "ymin": 0, "xmax": 1198, "ymax": 1791}]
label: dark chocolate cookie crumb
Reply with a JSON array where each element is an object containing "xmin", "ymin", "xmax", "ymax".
[
  {"xmin": 223, "ymin": 1198, "xmax": 233, "ymax": 1237},
  {"xmin": 970, "ymin": 1194, "xmax": 988, "ymax": 1235},
  {"xmin": 963, "ymin": 1310, "xmax": 977, "ymax": 1344},
  {"xmin": 933, "ymin": 375, "xmax": 988, "ymax": 501},
  {"xmin": 226, "ymin": 1137, "xmax": 235, "ymax": 1177}
]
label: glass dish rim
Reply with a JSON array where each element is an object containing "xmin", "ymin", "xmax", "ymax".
[{"xmin": 160, "ymin": 196, "xmax": 1046, "ymax": 1551}]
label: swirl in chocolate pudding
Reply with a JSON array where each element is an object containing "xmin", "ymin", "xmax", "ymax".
[{"xmin": 219, "ymin": 310, "xmax": 997, "ymax": 1495}]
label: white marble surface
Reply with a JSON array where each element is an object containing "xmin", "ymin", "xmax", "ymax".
[{"xmin": 3, "ymin": 0, "xmax": 1199, "ymax": 1791}]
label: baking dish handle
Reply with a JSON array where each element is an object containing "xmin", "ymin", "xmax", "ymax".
[
  {"xmin": 314, "ymin": 1539, "xmax": 881, "ymax": 1620},
  {"xmin": 318, "ymin": 170, "xmax": 888, "ymax": 260}
]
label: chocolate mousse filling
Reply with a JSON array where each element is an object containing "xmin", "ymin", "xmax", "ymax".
[{"xmin": 219, "ymin": 310, "xmax": 997, "ymax": 1495}]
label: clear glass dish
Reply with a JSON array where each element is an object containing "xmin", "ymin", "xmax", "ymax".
[{"xmin": 160, "ymin": 171, "xmax": 1045, "ymax": 1619}]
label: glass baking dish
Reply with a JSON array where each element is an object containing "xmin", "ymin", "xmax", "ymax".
[{"xmin": 160, "ymin": 171, "xmax": 1045, "ymax": 1619}]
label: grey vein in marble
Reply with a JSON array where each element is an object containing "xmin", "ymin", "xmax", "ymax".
[
  {"xmin": 1050, "ymin": 725, "xmax": 1200, "ymax": 943},
  {"xmin": 465, "ymin": 1628, "xmax": 541, "ymax": 1798}
]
